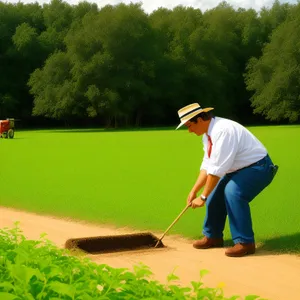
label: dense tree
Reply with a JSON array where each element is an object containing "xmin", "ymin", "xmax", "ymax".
[
  {"xmin": 29, "ymin": 3, "xmax": 160, "ymax": 127},
  {"xmin": 259, "ymin": 0, "xmax": 292, "ymax": 43},
  {"xmin": 0, "ymin": 2, "xmax": 44, "ymax": 118},
  {"xmin": 149, "ymin": 6, "xmax": 204, "ymax": 123},
  {"xmin": 0, "ymin": 0, "xmax": 298, "ymax": 127},
  {"xmin": 245, "ymin": 3, "xmax": 300, "ymax": 122}
]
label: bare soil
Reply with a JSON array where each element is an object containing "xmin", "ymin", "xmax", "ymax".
[{"xmin": 1, "ymin": 206, "xmax": 299, "ymax": 300}]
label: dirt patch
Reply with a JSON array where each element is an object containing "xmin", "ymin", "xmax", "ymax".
[
  {"xmin": 1, "ymin": 206, "xmax": 300, "ymax": 300},
  {"xmin": 65, "ymin": 232, "xmax": 164, "ymax": 253}
]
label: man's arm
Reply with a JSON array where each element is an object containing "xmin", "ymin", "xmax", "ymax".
[
  {"xmin": 187, "ymin": 169, "xmax": 208, "ymax": 205},
  {"xmin": 190, "ymin": 129, "xmax": 237, "ymax": 209},
  {"xmin": 202, "ymin": 174, "xmax": 220, "ymax": 198},
  {"xmin": 190, "ymin": 174, "xmax": 220, "ymax": 208}
]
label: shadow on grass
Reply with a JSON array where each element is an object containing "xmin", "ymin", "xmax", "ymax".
[
  {"xmin": 0, "ymin": 137, "xmax": 25, "ymax": 140},
  {"xmin": 223, "ymin": 233, "xmax": 300, "ymax": 256},
  {"xmin": 257, "ymin": 233, "xmax": 300, "ymax": 255}
]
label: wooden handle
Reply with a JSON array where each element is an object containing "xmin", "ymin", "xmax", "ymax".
[{"xmin": 154, "ymin": 204, "xmax": 190, "ymax": 247}]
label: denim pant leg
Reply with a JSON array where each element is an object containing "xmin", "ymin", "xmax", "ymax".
[
  {"xmin": 224, "ymin": 156, "xmax": 276, "ymax": 244},
  {"xmin": 202, "ymin": 175, "xmax": 230, "ymax": 239}
]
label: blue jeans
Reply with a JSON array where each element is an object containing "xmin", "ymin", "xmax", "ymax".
[{"xmin": 202, "ymin": 155, "xmax": 278, "ymax": 244}]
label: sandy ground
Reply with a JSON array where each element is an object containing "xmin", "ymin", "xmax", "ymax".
[{"xmin": 1, "ymin": 206, "xmax": 300, "ymax": 300}]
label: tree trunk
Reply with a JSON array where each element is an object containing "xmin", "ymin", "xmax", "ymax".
[
  {"xmin": 114, "ymin": 114, "xmax": 118, "ymax": 128},
  {"xmin": 105, "ymin": 116, "xmax": 112, "ymax": 128},
  {"xmin": 124, "ymin": 115, "xmax": 130, "ymax": 127},
  {"xmin": 135, "ymin": 110, "xmax": 142, "ymax": 127}
]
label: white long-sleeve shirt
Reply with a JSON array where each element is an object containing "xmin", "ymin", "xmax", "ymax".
[{"xmin": 200, "ymin": 117, "xmax": 267, "ymax": 177}]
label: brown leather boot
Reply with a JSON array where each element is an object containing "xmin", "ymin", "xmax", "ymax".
[
  {"xmin": 193, "ymin": 236, "xmax": 224, "ymax": 249},
  {"xmin": 225, "ymin": 243, "xmax": 256, "ymax": 257}
]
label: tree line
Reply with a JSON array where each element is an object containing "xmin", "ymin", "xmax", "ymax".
[{"xmin": 0, "ymin": 0, "xmax": 299, "ymax": 128}]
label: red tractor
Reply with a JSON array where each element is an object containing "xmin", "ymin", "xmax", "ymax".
[{"xmin": 0, "ymin": 118, "xmax": 15, "ymax": 139}]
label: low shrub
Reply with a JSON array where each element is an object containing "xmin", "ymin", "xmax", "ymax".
[{"xmin": 0, "ymin": 223, "xmax": 262, "ymax": 299}]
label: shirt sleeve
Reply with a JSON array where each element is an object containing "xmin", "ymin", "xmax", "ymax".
[
  {"xmin": 200, "ymin": 155, "xmax": 209, "ymax": 171},
  {"xmin": 206, "ymin": 128, "xmax": 239, "ymax": 177}
]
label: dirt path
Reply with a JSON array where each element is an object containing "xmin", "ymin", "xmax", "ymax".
[{"xmin": 1, "ymin": 206, "xmax": 299, "ymax": 300}]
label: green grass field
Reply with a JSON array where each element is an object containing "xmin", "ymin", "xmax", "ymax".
[{"xmin": 0, "ymin": 126, "xmax": 299, "ymax": 253}]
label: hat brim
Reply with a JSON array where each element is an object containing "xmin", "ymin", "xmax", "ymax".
[{"xmin": 176, "ymin": 107, "xmax": 214, "ymax": 130}]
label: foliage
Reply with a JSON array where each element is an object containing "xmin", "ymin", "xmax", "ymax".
[
  {"xmin": 0, "ymin": 0, "xmax": 299, "ymax": 126},
  {"xmin": 0, "ymin": 223, "xmax": 261, "ymax": 299},
  {"xmin": 245, "ymin": 3, "xmax": 300, "ymax": 122}
]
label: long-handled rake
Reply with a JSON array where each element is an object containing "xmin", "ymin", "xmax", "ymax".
[
  {"xmin": 154, "ymin": 204, "xmax": 190, "ymax": 248},
  {"xmin": 65, "ymin": 204, "xmax": 190, "ymax": 254}
]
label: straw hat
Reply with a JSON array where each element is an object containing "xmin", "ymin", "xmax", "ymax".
[{"xmin": 176, "ymin": 103, "xmax": 214, "ymax": 129}]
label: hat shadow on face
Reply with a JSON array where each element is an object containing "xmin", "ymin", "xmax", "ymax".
[{"xmin": 176, "ymin": 103, "xmax": 214, "ymax": 130}]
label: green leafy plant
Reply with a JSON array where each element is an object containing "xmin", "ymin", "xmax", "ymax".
[{"xmin": 0, "ymin": 223, "xmax": 263, "ymax": 299}]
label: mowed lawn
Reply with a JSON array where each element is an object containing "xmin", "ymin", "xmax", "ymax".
[{"xmin": 0, "ymin": 126, "xmax": 299, "ymax": 253}]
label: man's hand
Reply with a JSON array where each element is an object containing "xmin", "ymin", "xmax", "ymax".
[
  {"xmin": 191, "ymin": 197, "xmax": 206, "ymax": 209},
  {"xmin": 187, "ymin": 191, "xmax": 197, "ymax": 205}
]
